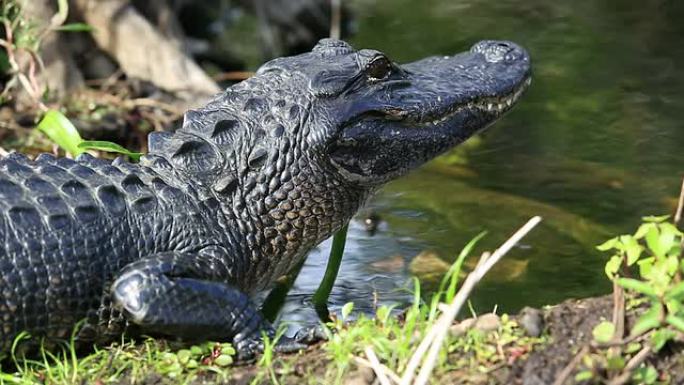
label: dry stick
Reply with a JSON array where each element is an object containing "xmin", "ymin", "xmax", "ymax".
[
  {"xmin": 406, "ymin": 216, "xmax": 543, "ymax": 385},
  {"xmin": 330, "ymin": 0, "xmax": 342, "ymax": 40},
  {"xmin": 364, "ymin": 346, "xmax": 396, "ymax": 385},
  {"xmin": 609, "ymin": 282, "xmax": 625, "ymax": 381},
  {"xmin": 675, "ymin": 177, "xmax": 684, "ymax": 225},
  {"xmin": 400, "ymin": 251, "xmax": 493, "ymax": 385},
  {"xmin": 606, "ymin": 345, "xmax": 652, "ymax": 385},
  {"xmin": 213, "ymin": 71, "xmax": 255, "ymax": 82},
  {"xmin": 612, "ymin": 282, "xmax": 625, "ymax": 339},
  {"xmin": 551, "ymin": 345, "xmax": 591, "ymax": 385}
]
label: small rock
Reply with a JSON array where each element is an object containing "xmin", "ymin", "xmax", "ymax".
[
  {"xmin": 519, "ymin": 307, "xmax": 544, "ymax": 337},
  {"xmin": 345, "ymin": 366, "xmax": 375, "ymax": 385},
  {"xmin": 474, "ymin": 313, "xmax": 501, "ymax": 332},
  {"xmin": 409, "ymin": 251, "xmax": 451, "ymax": 282},
  {"xmin": 449, "ymin": 317, "xmax": 476, "ymax": 337},
  {"xmin": 450, "ymin": 313, "xmax": 501, "ymax": 337},
  {"xmin": 370, "ymin": 254, "xmax": 405, "ymax": 273}
]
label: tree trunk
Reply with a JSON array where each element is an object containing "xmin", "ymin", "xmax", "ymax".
[{"xmin": 71, "ymin": 0, "xmax": 220, "ymax": 102}]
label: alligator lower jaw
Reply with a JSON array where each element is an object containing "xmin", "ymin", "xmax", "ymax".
[{"xmin": 420, "ymin": 76, "xmax": 532, "ymax": 126}]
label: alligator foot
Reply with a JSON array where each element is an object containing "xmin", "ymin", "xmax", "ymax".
[
  {"xmin": 292, "ymin": 324, "xmax": 329, "ymax": 345},
  {"xmin": 234, "ymin": 334, "xmax": 265, "ymax": 362}
]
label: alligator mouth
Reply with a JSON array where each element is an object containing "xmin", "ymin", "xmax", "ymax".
[{"xmin": 389, "ymin": 76, "xmax": 532, "ymax": 126}]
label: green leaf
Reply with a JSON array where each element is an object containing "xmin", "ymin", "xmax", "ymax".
[
  {"xmin": 666, "ymin": 299, "xmax": 682, "ymax": 315},
  {"xmin": 592, "ymin": 321, "xmax": 615, "ymax": 343},
  {"xmin": 638, "ymin": 257, "xmax": 655, "ymax": 278},
  {"xmin": 665, "ymin": 255, "xmax": 679, "ymax": 276},
  {"xmin": 665, "ymin": 281, "xmax": 684, "ymax": 300},
  {"xmin": 634, "ymin": 223, "xmax": 655, "ymax": 239},
  {"xmin": 54, "ymin": 23, "xmax": 93, "ymax": 32},
  {"xmin": 597, "ymin": 237, "xmax": 619, "ymax": 251},
  {"xmin": 622, "ymin": 236, "xmax": 642, "ymax": 266},
  {"xmin": 341, "ymin": 302, "xmax": 354, "ymax": 320},
  {"xmin": 660, "ymin": 222, "xmax": 684, "ymax": 237},
  {"xmin": 625, "ymin": 341, "xmax": 642, "ymax": 354},
  {"xmin": 666, "ymin": 314, "xmax": 684, "ymax": 333},
  {"xmin": 606, "ymin": 354, "xmax": 625, "ymax": 371},
  {"xmin": 632, "ymin": 366, "xmax": 658, "ymax": 384},
  {"xmin": 605, "ymin": 255, "xmax": 622, "ymax": 279},
  {"xmin": 176, "ymin": 349, "xmax": 191, "ymax": 365},
  {"xmin": 616, "ymin": 277, "xmax": 658, "ymax": 298},
  {"xmin": 37, "ymin": 110, "xmax": 84, "ymax": 156},
  {"xmin": 213, "ymin": 354, "xmax": 232, "ymax": 366},
  {"xmin": 645, "ymin": 226, "xmax": 665, "ymax": 258},
  {"xmin": 631, "ymin": 304, "xmax": 662, "ymax": 336},
  {"xmin": 650, "ymin": 328, "xmax": 675, "ymax": 352},
  {"xmin": 78, "ymin": 140, "xmax": 142, "ymax": 162},
  {"xmin": 574, "ymin": 370, "xmax": 593, "ymax": 382},
  {"xmin": 642, "ymin": 214, "xmax": 670, "ymax": 223}
]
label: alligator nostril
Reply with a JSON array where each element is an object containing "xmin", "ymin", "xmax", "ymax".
[{"xmin": 471, "ymin": 40, "xmax": 520, "ymax": 63}]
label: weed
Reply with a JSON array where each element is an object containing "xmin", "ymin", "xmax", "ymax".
[{"xmin": 580, "ymin": 214, "xmax": 684, "ymax": 383}]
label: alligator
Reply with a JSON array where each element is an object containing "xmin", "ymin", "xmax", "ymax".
[{"xmin": 0, "ymin": 38, "xmax": 530, "ymax": 357}]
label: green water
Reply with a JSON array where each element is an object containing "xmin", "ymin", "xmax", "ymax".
[
  {"xmin": 241, "ymin": 0, "xmax": 684, "ymax": 323},
  {"xmin": 332, "ymin": 0, "xmax": 684, "ymax": 311}
]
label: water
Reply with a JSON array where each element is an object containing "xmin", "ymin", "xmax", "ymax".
[{"xmin": 240, "ymin": 0, "xmax": 684, "ymax": 323}]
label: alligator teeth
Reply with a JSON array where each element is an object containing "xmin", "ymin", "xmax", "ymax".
[{"xmin": 419, "ymin": 75, "xmax": 531, "ymax": 125}]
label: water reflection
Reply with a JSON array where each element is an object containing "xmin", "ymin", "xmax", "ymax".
[{"xmin": 273, "ymin": 0, "xmax": 684, "ymax": 325}]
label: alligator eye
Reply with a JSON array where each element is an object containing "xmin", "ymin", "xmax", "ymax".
[{"xmin": 366, "ymin": 56, "xmax": 392, "ymax": 81}]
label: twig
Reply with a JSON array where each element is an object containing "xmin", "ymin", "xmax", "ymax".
[
  {"xmin": 611, "ymin": 282, "xmax": 625, "ymax": 340},
  {"xmin": 402, "ymin": 216, "xmax": 543, "ymax": 385},
  {"xmin": 364, "ymin": 346, "xmax": 396, "ymax": 385},
  {"xmin": 675, "ymin": 177, "xmax": 684, "ymax": 225},
  {"xmin": 609, "ymin": 282, "xmax": 625, "ymax": 380},
  {"xmin": 551, "ymin": 345, "xmax": 590, "ymax": 385},
  {"xmin": 212, "ymin": 71, "xmax": 255, "ymax": 82},
  {"xmin": 606, "ymin": 345, "xmax": 651, "ymax": 385},
  {"xmin": 330, "ymin": 0, "xmax": 342, "ymax": 40}
]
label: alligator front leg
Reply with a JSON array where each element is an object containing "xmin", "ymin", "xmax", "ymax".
[{"xmin": 110, "ymin": 250, "xmax": 301, "ymax": 358}]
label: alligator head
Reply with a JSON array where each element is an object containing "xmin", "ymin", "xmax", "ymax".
[
  {"xmin": 142, "ymin": 38, "xmax": 530, "ymax": 284},
  {"xmin": 147, "ymin": 39, "xmax": 530, "ymax": 189}
]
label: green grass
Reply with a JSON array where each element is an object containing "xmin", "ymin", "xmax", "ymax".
[{"xmin": 0, "ymin": 234, "xmax": 548, "ymax": 385}]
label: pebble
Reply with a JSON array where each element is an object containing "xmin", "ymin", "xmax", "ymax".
[
  {"xmin": 518, "ymin": 306, "xmax": 545, "ymax": 337},
  {"xmin": 344, "ymin": 366, "xmax": 375, "ymax": 385},
  {"xmin": 449, "ymin": 313, "xmax": 501, "ymax": 337}
]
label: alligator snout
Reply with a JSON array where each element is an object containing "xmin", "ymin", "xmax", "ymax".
[{"xmin": 471, "ymin": 40, "xmax": 528, "ymax": 64}]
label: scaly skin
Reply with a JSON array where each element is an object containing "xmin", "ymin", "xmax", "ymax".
[{"xmin": 0, "ymin": 39, "xmax": 531, "ymax": 357}]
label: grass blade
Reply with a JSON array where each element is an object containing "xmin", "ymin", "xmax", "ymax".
[{"xmin": 36, "ymin": 110, "xmax": 84, "ymax": 156}]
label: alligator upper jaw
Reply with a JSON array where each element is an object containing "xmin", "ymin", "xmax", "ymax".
[
  {"xmin": 329, "ymin": 40, "xmax": 531, "ymax": 185},
  {"xmin": 386, "ymin": 76, "xmax": 532, "ymax": 127}
]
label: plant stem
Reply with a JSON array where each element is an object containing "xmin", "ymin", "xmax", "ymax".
[{"xmin": 312, "ymin": 223, "xmax": 349, "ymax": 319}]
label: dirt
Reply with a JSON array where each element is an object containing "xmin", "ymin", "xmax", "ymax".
[{"xmin": 115, "ymin": 295, "xmax": 683, "ymax": 385}]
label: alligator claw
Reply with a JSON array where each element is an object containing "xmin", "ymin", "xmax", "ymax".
[
  {"xmin": 273, "ymin": 336, "xmax": 308, "ymax": 353},
  {"xmin": 234, "ymin": 336, "xmax": 263, "ymax": 362},
  {"xmin": 293, "ymin": 324, "xmax": 329, "ymax": 345}
]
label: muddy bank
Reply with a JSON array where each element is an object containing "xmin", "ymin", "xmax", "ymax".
[{"xmin": 121, "ymin": 295, "xmax": 683, "ymax": 385}]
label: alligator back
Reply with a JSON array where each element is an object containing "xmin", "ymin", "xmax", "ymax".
[{"xmin": 0, "ymin": 152, "xmax": 196, "ymax": 350}]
